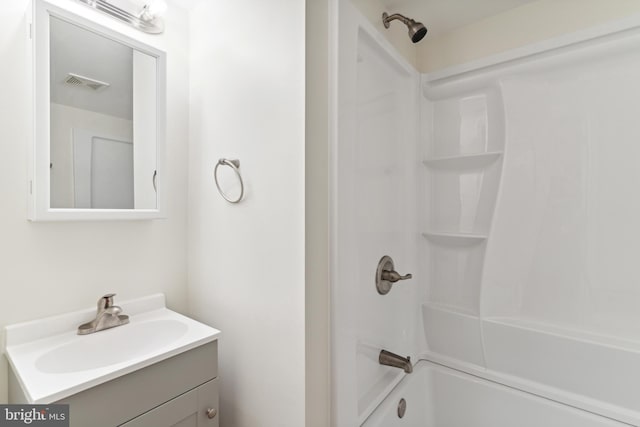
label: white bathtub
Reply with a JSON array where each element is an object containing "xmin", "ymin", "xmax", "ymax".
[{"xmin": 361, "ymin": 361, "xmax": 629, "ymax": 427}]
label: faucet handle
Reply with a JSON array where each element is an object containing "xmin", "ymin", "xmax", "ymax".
[
  {"xmin": 98, "ymin": 293, "xmax": 116, "ymax": 310},
  {"xmin": 376, "ymin": 256, "xmax": 414, "ymax": 295},
  {"xmin": 381, "ymin": 270, "xmax": 412, "ymax": 283}
]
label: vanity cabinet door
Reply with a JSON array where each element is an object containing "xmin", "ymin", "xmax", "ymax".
[
  {"xmin": 120, "ymin": 378, "xmax": 219, "ymax": 427},
  {"xmin": 197, "ymin": 377, "xmax": 219, "ymax": 427}
]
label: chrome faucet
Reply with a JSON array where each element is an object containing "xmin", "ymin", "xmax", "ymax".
[
  {"xmin": 77, "ymin": 293, "xmax": 129, "ymax": 335},
  {"xmin": 379, "ymin": 349, "xmax": 413, "ymax": 373}
]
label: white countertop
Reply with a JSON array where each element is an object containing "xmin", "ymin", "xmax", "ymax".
[{"xmin": 4, "ymin": 294, "xmax": 221, "ymax": 404}]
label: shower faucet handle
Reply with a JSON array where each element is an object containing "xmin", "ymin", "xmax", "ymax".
[
  {"xmin": 376, "ymin": 255, "xmax": 413, "ymax": 295},
  {"xmin": 381, "ymin": 270, "xmax": 412, "ymax": 283}
]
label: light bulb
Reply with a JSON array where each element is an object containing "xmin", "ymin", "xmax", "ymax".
[{"xmin": 140, "ymin": 0, "xmax": 167, "ymax": 21}]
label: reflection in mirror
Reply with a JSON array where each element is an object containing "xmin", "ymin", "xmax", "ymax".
[{"xmin": 49, "ymin": 16, "xmax": 157, "ymax": 210}]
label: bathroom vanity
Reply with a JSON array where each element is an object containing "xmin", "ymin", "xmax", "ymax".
[{"xmin": 5, "ymin": 294, "xmax": 221, "ymax": 427}]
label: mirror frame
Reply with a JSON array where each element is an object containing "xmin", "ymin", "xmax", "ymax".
[{"xmin": 28, "ymin": 0, "xmax": 166, "ymax": 221}]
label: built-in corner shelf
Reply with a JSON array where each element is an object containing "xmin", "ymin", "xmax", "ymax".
[
  {"xmin": 422, "ymin": 231, "xmax": 488, "ymax": 246},
  {"xmin": 423, "ymin": 151, "xmax": 503, "ymax": 170}
]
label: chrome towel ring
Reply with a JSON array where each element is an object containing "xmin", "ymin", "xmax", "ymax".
[{"xmin": 214, "ymin": 158, "xmax": 244, "ymax": 203}]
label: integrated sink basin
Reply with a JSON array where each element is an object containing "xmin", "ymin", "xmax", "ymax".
[
  {"xmin": 36, "ymin": 319, "xmax": 189, "ymax": 374},
  {"xmin": 5, "ymin": 294, "xmax": 221, "ymax": 404}
]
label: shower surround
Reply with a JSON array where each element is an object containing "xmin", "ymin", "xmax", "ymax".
[{"xmin": 332, "ymin": 2, "xmax": 640, "ymax": 426}]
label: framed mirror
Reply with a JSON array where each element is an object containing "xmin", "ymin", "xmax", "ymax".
[{"xmin": 29, "ymin": 0, "xmax": 166, "ymax": 220}]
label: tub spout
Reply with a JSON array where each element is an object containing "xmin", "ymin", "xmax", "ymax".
[{"xmin": 379, "ymin": 349, "xmax": 413, "ymax": 373}]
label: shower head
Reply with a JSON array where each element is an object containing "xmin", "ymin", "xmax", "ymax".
[{"xmin": 382, "ymin": 12, "xmax": 427, "ymax": 43}]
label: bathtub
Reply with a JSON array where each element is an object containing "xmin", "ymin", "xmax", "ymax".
[{"xmin": 361, "ymin": 361, "xmax": 629, "ymax": 427}]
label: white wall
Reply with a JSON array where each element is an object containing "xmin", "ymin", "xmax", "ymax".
[
  {"xmin": 0, "ymin": 1, "xmax": 190, "ymax": 403},
  {"xmin": 187, "ymin": 1, "xmax": 306, "ymax": 427},
  {"xmin": 418, "ymin": 0, "xmax": 640, "ymax": 72}
]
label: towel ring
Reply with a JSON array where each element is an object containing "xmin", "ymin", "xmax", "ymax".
[{"xmin": 214, "ymin": 158, "xmax": 244, "ymax": 203}]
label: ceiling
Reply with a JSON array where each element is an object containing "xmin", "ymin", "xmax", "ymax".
[
  {"xmin": 93, "ymin": 0, "xmax": 541, "ymax": 38},
  {"xmin": 50, "ymin": 16, "xmax": 133, "ymax": 119},
  {"xmin": 378, "ymin": 0, "xmax": 538, "ymax": 36}
]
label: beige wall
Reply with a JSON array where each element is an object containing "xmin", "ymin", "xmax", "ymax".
[
  {"xmin": 306, "ymin": 0, "xmax": 330, "ymax": 426},
  {"xmin": 0, "ymin": 1, "xmax": 190, "ymax": 403},
  {"xmin": 418, "ymin": 0, "xmax": 640, "ymax": 72},
  {"xmin": 346, "ymin": 0, "xmax": 640, "ymax": 73},
  {"xmin": 350, "ymin": 0, "xmax": 418, "ymax": 68}
]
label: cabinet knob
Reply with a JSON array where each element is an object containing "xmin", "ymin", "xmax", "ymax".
[{"xmin": 206, "ymin": 408, "xmax": 218, "ymax": 419}]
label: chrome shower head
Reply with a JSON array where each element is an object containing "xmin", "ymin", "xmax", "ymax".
[{"xmin": 382, "ymin": 12, "xmax": 427, "ymax": 43}]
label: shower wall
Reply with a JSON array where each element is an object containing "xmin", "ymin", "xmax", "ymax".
[
  {"xmin": 419, "ymin": 16, "xmax": 640, "ymax": 426},
  {"xmin": 332, "ymin": 3, "xmax": 422, "ymax": 425},
  {"xmin": 419, "ymin": 86, "xmax": 504, "ymax": 366},
  {"xmin": 334, "ymin": 2, "xmax": 640, "ymax": 426}
]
